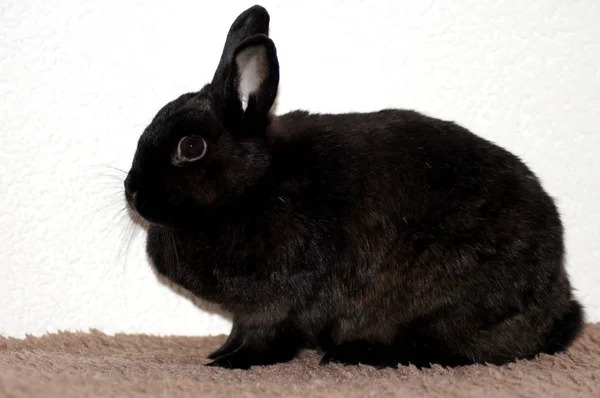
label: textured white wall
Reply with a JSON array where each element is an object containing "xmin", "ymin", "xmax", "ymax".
[{"xmin": 1, "ymin": 0, "xmax": 599, "ymax": 338}]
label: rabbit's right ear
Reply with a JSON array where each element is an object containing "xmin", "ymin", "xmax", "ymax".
[{"xmin": 211, "ymin": 5, "xmax": 279, "ymax": 132}]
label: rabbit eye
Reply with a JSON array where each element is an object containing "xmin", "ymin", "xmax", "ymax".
[{"xmin": 177, "ymin": 135, "xmax": 207, "ymax": 162}]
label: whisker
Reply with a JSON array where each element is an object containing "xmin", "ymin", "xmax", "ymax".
[
  {"xmin": 109, "ymin": 206, "xmax": 149, "ymax": 275},
  {"xmin": 88, "ymin": 163, "xmax": 128, "ymax": 174},
  {"xmin": 169, "ymin": 228, "xmax": 181, "ymax": 269},
  {"xmin": 161, "ymin": 227, "xmax": 179, "ymax": 281},
  {"xmin": 115, "ymin": 217, "xmax": 133, "ymax": 263},
  {"xmin": 85, "ymin": 165, "xmax": 128, "ymax": 191},
  {"xmin": 117, "ymin": 212, "xmax": 135, "ymax": 249},
  {"xmin": 167, "ymin": 228, "xmax": 177, "ymax": 275},
  {"xmin": 157, "ymin": 227, "xmax": 171, "ymax": 275},
  {"xmin": 116, "ymin": 214, "xmax": 140, "ymax": 272},
  {"xmin": 85, "ymin": 166, "xmax": 128, "ymax": 226},
  {"xmin": 90, "ymin": 196, "xmax": 126, "ymax": 219},
  {"xmin": 110, "ymin": 167, "xmax": 127, "ymax": 174},
  {"xmin": 102, "ymin": 206, "xmax": 129, "ymax": 235},
  {"xmin": 124, "ymin": 219, "xmax": 141, "ymax": 274},
  {"xmin": 90, "ymin": 178, "xmax": 124, "ymax": 184}
]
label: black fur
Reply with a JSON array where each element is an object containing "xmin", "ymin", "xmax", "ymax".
[{"xmin": 124, "ymin": 5, "xmax": 584, "ymax": 369}]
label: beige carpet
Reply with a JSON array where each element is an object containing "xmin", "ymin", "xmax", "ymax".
[{"xmin": 1, "ymin": 324, "xmax": 599, "ymax": 398}]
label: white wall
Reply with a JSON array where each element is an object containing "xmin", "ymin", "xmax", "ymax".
[{"xmin": 1, "ymin": 0, "xmax": 599, "ymax": 338}]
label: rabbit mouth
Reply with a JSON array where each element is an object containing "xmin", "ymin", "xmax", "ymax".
[
  {"xmin": 124, "ymin": 189, "xmax": 179, "ymax": 227},
  {"xmin": 125, "ymin": 190, "xmax": 137, "ymax": 206},
  {"xmin": 128, "ymin": 196, "xmax": 157, "ymax": 225},
  {"xmin": 124, "ymin": 189, "xmax": 150, "ymax": 221},
  {"xmin": 124, "ymin": 187, "xmax": 142, "ymax": 215}
]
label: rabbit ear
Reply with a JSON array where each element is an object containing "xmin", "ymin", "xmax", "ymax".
[
  {"xmin": 211, "ymin": 7, "xmax": 279, "ymax": 131},
  {"xmin": 212, "ymin": 5, "xmax": 270, "ymax": 87}
]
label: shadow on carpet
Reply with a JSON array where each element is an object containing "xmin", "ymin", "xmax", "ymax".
[{"xmin": 1, "ymin": 324, "xmax": 599, "ymax": 397}]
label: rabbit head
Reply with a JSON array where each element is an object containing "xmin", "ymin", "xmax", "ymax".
[{"xmin": 124, "ymin": 5, "xmax": 279, "ymax": 226}]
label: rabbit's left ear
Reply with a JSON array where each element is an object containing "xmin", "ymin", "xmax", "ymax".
[{"xmin": 211, "ymin": 6, "xmax": 279, "ymax": 131}]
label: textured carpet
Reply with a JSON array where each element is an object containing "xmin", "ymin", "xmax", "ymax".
[{"xmin": 1, "ymin": 324, "xmax": 599, "ymax": 398}]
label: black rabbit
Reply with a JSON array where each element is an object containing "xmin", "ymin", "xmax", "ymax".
[{"xmin": 124, "ymin": 5, "xmax": 584, "ymax": 369}]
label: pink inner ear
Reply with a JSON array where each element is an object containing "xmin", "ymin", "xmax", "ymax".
[{"xmin": 235, "ymin": 45, "xmax": 268, "ymax": 111}]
